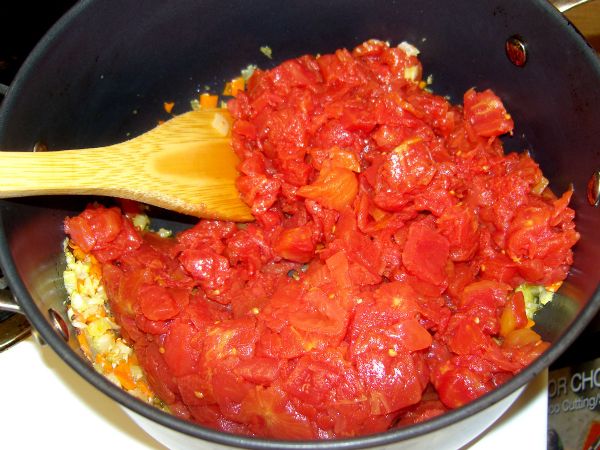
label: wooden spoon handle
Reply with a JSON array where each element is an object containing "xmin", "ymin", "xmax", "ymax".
[{"xmin": 0, "ymin": 147, "xmax": 123, "ymax": 197}]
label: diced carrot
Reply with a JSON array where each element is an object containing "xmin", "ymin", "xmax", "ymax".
[
  {"xmin": 72, "ymin": 246, "xmax": 87, "ymax": 261},
  {"xmin": 231, "ymin": 76, "xmax": 245, "ymax": 96},
  {"xmin": 223, "ymin": 76, "xmax": 245, "ymax": 97},
  {"xmin": 199, "ymin": 93, "xmax": 219, "ymax": 108},
  {"xmin": 90, "ymin": 262, "xmax": 102, "ymax": 280},
  {"xmin": 114, "ymin": 360, "xmax": 137, "ymax": 390},
  {"xmin": 77, "ymin": 333, "xmax": 91, "ymax": 357},
  {"xmin": 223, "ymin": 81, "xmax": 232, "ymax": 96},
  {"xmin": 94, "ymin": 354, "xmax": 111, "ymax": 372},
  {"xmin": 163, "ymin": 101, "xmax": 175, "ymax": 114},
  {"xmin": 137, "ymin": 380, "xmax": 154, "ymax": 398},
  {"xmin": 546, "ymin": 281, "xmax": 563, "ymax": 293}
]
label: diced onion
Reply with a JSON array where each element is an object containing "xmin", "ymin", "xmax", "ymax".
[
  {"xmin": 404, "ymin": 65, "xmax": 419, "ymax": 81},
  {"xmin": 212, "ymin": 112, "xmax": 231, "ymax": 136},
  {"xmin": 399, "ymin": 41, "xmax": 420, "ymax": 57}
]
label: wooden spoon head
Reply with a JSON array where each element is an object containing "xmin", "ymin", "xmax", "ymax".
[{"xmin": 121, "ymin": 109, "xmax": 253, "ymax": 222}]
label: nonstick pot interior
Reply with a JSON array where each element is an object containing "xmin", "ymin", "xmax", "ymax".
[{"xmin": 1, "ymin": 0, "xmax": 600, "ymax": 448}]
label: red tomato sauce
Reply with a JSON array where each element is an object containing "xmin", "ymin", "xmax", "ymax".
[{"xmin": 64, "ymin": 39, "xmax": 579, "ymax": 439}]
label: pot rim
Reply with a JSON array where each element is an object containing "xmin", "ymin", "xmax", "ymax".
[{"xmin": 2, "ymin": 0, "xmax": 600, "ymax": 448}]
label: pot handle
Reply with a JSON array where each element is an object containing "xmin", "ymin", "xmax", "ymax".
[
  {"xmin": 0, "ymin": 277, "xmax": 32, "ymax": 351},
  {"xmin": 0, "ymin": 286, "xmax": 21, "ymax": 313},
  {"xmin": 550, "ymin": 0, "xmax": 592, "ymax": 13}
]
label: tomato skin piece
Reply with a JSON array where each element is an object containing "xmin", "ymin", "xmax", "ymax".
[
  {"xmin": 447, "ymin": 317, "xmax": 494, "ymax": 356},
  {"xmin": 325, "ymin": 250, "xmax": 352, "ymax": 293},
  {"xmin": 287, "ymin": 301, "xmax": 348, "ymax": 339},
  {"xmin": 255, "ymin": 327, "xmax": 306, "ymax": 360},
  {"xmin": 463, "ymin": 88, "xmax": 514, "ymax": 138},
  {"xmin": 406, "ymin": 91, "xmax": 452, "ymax": 133},
  {"xmin": 211, "ymin": 369, "xmax": 255, "ymax": 421},
  {"xmin": 226, "ymin": 224, "xmax": 274, "ymax": 275},
  {"xmin": 479, "ymin": 254, "xmax": 520, "ymax": 286},
  {"xmin": 297, "ymin": 165, "xmax": 358, "ymax": 212},
  {"xmin": 396, "ymin": 398, "xmax": 447, "ymax": 426},
  {"xmin": 459, "ymin": 280, "xmax": 512, "ymax": 311},
  {"xmin": 349, "ymin": 304, "xmax": 428, "ymax": 415},
  {"xmin": 505, "ymin": 195, "xmax": 580, "ymax": 285}
]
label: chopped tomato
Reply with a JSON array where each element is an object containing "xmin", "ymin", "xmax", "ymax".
[
  {"xmin": 64, "ymin": 39, "xmax": 577, "ymax": 440},
  {"xmin": 463, "ymin": 88, "xmax": 514, "ymax": 138},
  {"xmin": 138, "ymin": 285, "xmax": 188, "ymax": 321},
  {"xmin": 162, "ymin": 319, "xmax": 201, "ymax": 377},
  {"xmin": 179, "ymin": 248, "xmax": 232, "ymax": 294},
  {"xmin": 402, "ymin": 220, "xmax": 450, "ymax": 286},
  {"xmin": 239, "ymin": 386, "xmax": 314, "ymax": 439},
  {"xmin": 273, "ymin": 223, "xmax": 316, "ymax": 263},
  {"xmin": 435, "ymin": 364, "xmax": 494, "ymax": 408}
]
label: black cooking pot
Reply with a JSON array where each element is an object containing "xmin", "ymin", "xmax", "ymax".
[{"xmin": 1, "ymin": 0, "xmax": 599, "ymax": 448}]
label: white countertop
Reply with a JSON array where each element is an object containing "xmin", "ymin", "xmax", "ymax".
[{"xmin": 0, "ymin": 336, "xmax": 547, "ymax": 449}]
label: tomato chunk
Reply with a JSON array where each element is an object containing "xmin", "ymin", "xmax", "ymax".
[{"xmin": 402, "ymin": 220, "xmax": 450, "ymax": 286}]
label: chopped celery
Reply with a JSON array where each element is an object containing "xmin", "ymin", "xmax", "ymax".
[{"xmin": 516, "ymin": 283, "xmax": 555, "ymax": 319}]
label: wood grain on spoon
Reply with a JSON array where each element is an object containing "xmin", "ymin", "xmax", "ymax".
[{"xmin": 0, "ymin": 109, "xmax": 253, "ymax": 222}]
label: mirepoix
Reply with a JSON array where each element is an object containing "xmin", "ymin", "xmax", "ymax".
[{"xmin": 64, "ymin": 39, "xmax": 579, "ymax": 440}]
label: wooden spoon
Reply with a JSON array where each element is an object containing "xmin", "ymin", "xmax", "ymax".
[{"xmin": 0, "ymin": 109, "xmax": 253, "ymax": 222}]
